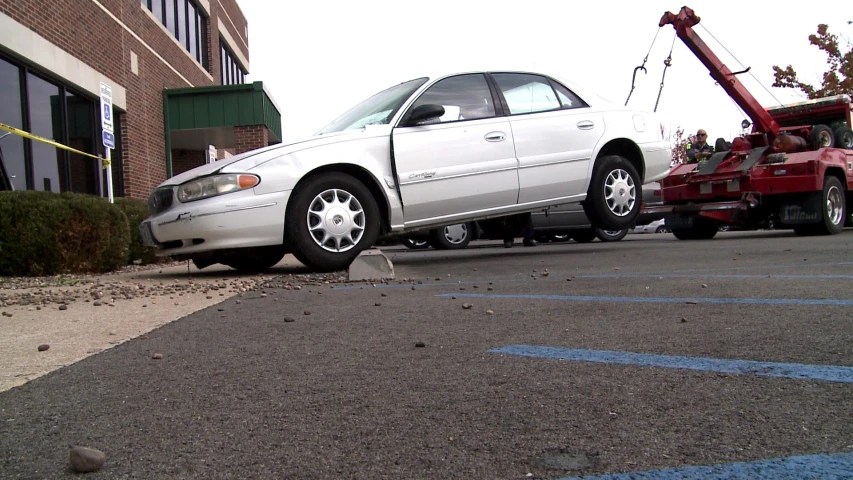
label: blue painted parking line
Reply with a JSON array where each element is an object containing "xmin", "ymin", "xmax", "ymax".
[
  {"xmin": 440, "ymin": 293, "xmax": 853, "ymax": 306},
  {"xmin": 578, "ymin": 273, "xmax": 853, "ymax": 280},
  {"xmin": 557, "ymin": 451, "xmax": 853, "ymax": 479},
  {"xmin": 489, "ymin": 345, "xmax": 853, "ymax": 383}
]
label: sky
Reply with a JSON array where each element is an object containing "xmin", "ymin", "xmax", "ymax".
[{"xmin": 239, "ymin": 0, "xmax": 851, "ymax": 146}]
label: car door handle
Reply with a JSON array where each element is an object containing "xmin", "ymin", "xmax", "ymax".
[
  {"xmin": 484, "ymin": 131, "xmax": 506, "ymax": 142},
  {"xmin": 577, "ymin": 120, "xmax": 595, "ymax": 130}
]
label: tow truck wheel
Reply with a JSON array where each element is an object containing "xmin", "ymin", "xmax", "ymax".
[
  {"xmin": 671, "ymin": 219, "xmax": 718, "ymax": 240},
  {"xmin": 834, "ymin": 126, "xmax": 853, "ymax": 149},
  {"xmin": 796, "ymin": 176, "xmax": 847, "ymax": 236},
  {"xmin": 810, "ymin": 125, "xmax": 835, "ymax": 149},
  {"xmin": 583, "ymin": 155, "xmax": 642, "ymax": 231}
]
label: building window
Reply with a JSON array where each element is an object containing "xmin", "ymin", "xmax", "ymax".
[
  {"xmin": 142, "ymin": 0, "xmax": 209, "ymax": 69},
  {"xmin": 220, "ymin": 39, "xmax": 247, "ymax": 85},
  {"xmin": 0, "ymin": 54, "xmax": 116, "ymax": 196}
]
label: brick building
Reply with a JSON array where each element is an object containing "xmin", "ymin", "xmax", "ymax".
[{"xmin": 0, "ymin": 0, "xmax": 281, "ymax": 200}]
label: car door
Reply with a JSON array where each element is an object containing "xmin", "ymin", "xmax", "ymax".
[
  {"xmin": 490, "ymin": 73, "xmax": 604, "ymax": 205},
  {"xmin": 392, "ymin": 74, "xmax": 518, "ymax": 226}
]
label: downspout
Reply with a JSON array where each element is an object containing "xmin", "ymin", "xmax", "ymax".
[{"xmin": 162, "ymin": 90, "xmax": 173, "ymax": 178}]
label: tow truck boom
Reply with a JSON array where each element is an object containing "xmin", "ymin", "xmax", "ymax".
[{"xmin": 659, "ymin": 7, "xmax": 781, "ymax": 141}]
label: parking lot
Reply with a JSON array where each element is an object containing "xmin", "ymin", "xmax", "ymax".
[{"xmin": 2, "ymin": 230, "xmax": 853, "ymax": 479}]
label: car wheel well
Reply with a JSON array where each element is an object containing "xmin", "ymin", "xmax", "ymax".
[
  {"xmin": 594, "ymin": 139, "xmax": 645, "ymax": 182},
  {"xmin": 293, "ymin": 165, "xmax": 391, "ymax": 235}
]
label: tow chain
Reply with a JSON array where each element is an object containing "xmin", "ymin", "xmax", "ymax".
[
  {"xmin": 624, "ymin": 28, "xmax": 661, "ymax": 106},
  {"xmin": 653, "ymin": 34, "xmax": 678, "ymax": 112}
]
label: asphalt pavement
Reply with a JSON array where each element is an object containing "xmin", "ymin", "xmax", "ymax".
[{"xmin": 2, "ymin": 230, "xmax": 853, "ymax": 479}]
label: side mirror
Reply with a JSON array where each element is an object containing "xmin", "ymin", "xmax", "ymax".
[{"xmin": 403, "ymin": 104, "xmax": 445, "ymax": 127}]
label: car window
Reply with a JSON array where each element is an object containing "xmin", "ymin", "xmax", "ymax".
[
  {"xmin": 550, "ymin": 80, "xmax": 588, "ymax": 110},
  {"xmin": 408, "ymin": 74, "xmax": 496, "ymax": 124},
  {"xmin": 492, "ymin": 73, "xmax": 561, "ymax": 115},
  {"xmin": 316, "ymin": 77, "xmax": 428, "ymax": 135}
]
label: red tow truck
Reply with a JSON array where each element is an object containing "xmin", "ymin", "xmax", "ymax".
[{"xmin": 643, "ymin": 6, "xmax": 853, "ymax": 240}]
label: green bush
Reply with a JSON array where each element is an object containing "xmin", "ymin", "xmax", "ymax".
[
  {"xmin": 114, "ymin": 197, "xmax": 159, "ymax": 266},
  {"xmin": 0, "ymin": 191, "xmax": 130, "ymax": 276}
]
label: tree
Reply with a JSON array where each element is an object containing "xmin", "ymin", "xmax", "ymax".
[
  {"xmin": 669, "ymin": 126, "xmax": 690, "ymax": 166},
  {"xmin": 772, "ymin": 22, "xmax": 853, "ymax": 99}
]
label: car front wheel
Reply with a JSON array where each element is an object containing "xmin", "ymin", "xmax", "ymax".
[
  {"xmin": 401, "ymin": 237, "xmax": 430, "ymax": 249},
  {"xmin": 429, "ymin": 222, "xmax": 474, "ymax": 249},
  {"xmin": 285, "ymin": 173, "xmax": 380, "ymax": 272},
  {"xmin": 583, "ymin": 155, "xmax": 642, "ymax": 231},
  {"xmin": 594, "ymin": 227, "xmax": 628, "ymax": 242}
]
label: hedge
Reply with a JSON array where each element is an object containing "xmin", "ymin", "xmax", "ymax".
[
  {"xmin": 114, "ymin": 197, "xmax": 159, "ymax": 266},
  {"xmin": 0, "ymin": 191, "xmax": 130, "ymax": 276}
]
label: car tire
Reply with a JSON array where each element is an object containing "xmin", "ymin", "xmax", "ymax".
[
  {"xmin": 285, "ymin": 172, "xmax": 381, "ymax": 272},
  {"xmin": 222, "ymin": 246, "xmax": 286, "ymax": 273},
  {"xmin": 429, "ymin": 222, "xmax": 474, "ymax": 250},
  {"xmin": 671, "ymin": 219, "xmax": 718, "ymax": 240},
  {"xmin": 570, "ymin": 228, "xmax": 597, "ymax": 243},
  {"xmin": 594, "ymin": 227, "xmax": 628, "ymax": 242},
  {"xmin": 655, "ymin": 225, "xmax": 669, "ymax": 233},
  {"xmin": 810, "ymin": 124, "xmax": 835, "ymax": 149},
  {"xmin": 833, "ymin": 126, "xmax": 853, "ymax": 150},
  {"xmin": 794, "ymin": 176, "xmax": 846, "ymax": 236},
  {"xmin": 583, "ymin": 155, "xmax": 642, "ymax": 231},
  {"xmin": 401, "ymin": 237, "xmax": 430, "ymax": 249}
]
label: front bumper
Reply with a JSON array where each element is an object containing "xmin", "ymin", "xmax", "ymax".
[{"xmin": 139, "ymin": 189, "xmax": 291, "ymax": 256}]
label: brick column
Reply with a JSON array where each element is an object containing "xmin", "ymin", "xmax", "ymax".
[
  {"xmin": 233, "ymin": 125, "xmax": 269, "ymax": 154},
  {"xmin": 171, "ymin": 149, "xmax": 206, "ymax": 175}
]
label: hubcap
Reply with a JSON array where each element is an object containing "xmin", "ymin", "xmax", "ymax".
[
  {"xmin": 826, "ymin": 185, "xmax": 844, "ymax": 225},
  {"xmin": 818, "ymin": 131, "xmax": 832, "ymax": 147},
  {"xmin": 443, "ymin": 223, "xmax": 468, "ymax": 244},
  {"xmin": 604, "ymin": 169, "xmax": 636, "ymax": 217},
  {"xmin": 307, "ymin": 188, "xmax": 365, "ymax": 252}
]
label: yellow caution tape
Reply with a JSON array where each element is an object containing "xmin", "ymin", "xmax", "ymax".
[{"xmin": 0, "ymin": 122, "xmax": 111, "ymax": 168}]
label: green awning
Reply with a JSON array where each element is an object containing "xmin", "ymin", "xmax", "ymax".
[{"xmin": 162, "ymin": 82, "xmax": 282, "ymax": 176}]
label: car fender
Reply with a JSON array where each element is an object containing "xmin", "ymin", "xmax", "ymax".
[{"xmin": 244, "ymin": 131, "xmax": 403, "ymax": 228}]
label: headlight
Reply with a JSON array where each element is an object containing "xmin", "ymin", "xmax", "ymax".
[{"xmin": 177, "ymin": 174, "xmax": 260, "ymax": 203}]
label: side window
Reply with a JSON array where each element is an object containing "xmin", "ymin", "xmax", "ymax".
[
  {"xmin": 492, "ymin": 73, "xmax": 561, "ymax": 115},
  {"xmin": 550, "ymin": 80, "xmax": 588, "ymax": 110},
  {"xmin": 408, "ymin": 74, "xmax": 495, "ymax": 124}
]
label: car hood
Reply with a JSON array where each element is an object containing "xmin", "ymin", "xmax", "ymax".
[{"xmin": 158, "ymin": 128, "xmax": 386, "ymax": 187}]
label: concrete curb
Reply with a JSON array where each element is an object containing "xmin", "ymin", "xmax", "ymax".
[{"xmin": 348, "ymin": 249, "xmax": 395, "ymax": 281}]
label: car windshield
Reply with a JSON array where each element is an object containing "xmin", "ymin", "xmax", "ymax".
[{"xmin": 315, "ymin": 77, "xmax": 428, "ymax": 135}]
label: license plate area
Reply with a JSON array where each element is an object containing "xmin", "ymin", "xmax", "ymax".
[
  {"xmin": 664, "ymin": 214, "xmax": 693, "ymax": 229},
  {"xmin": 139, "ymin": 221, "xmax": 157, "ymax": 247},
  {"xmin": 700, "ymin": 182, "xmax": 712, "ymax": 195}
]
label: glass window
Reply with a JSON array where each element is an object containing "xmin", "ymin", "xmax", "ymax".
[
  {"xmin": 220, "ymin": 45, "xmax": 226, "ymax": 84},
  {"xmin": 188, "ymin": 3, "xmax": 198, "ymax": 60},
  {"xmin": 492, "ymin": 73, "xmax": 560, "ymax": 115},
  {"xmin": 316, "ymin": 77, "xmax": 428, "ymax": 134},
  {"xmin": 551, "ymin": 80, "xmax": 588, "ymax": 109},
  {"xmin": 65, "ymin": 91, "xmax": 97, "ymax": 194},
  {"xmin": 164, "ymin": 0, "xmax": 176, "ymax": 35},
  {"xmin": 0, "ymin": 57, "xmax": 26, "ymax": 191},
  {"xmin": 409, "ymin": 74, "xmax": 495, "ymax": 123},
  {"xmin": 27, "ymin": 73, "xmax": 62, "ymax": 192},
  {"xmin": 151, "ymin": 0, "xmax": 163, "ymax": 24},
  {"xmin": 176, "ymin": 0, "xmax": 186, "ymax": 45}
]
